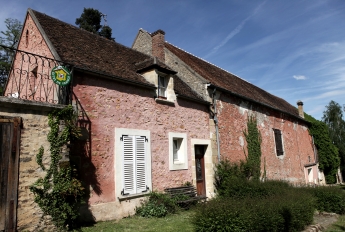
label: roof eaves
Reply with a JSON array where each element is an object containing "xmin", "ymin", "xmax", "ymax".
[
  {"xmin": 176, "ymin": 94, "xmax": 210, "ymax": 105},
  {"xmin": 75, "ymin": 67, "xmax": 156, "ymax": 90},
  {"xmin": 28, "ymin": 8, "xmax": 61, "ymax": 61},
  {"xmin": 208, "ymin": 84, "xmax": 309, "ymax": 124}
]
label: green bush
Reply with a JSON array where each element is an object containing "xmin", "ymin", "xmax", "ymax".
[
  {"xmin": 215, "ymin": 160, "xmax": 291, "ymax": 199},
  {"xmin": 192, "ymin": 190, "xmax": 314, "ymax": 232},
  {"xmin": 136, "ymin": 192, "xmax": 177, "ymax": 218},
  {"xmin": 305, "ymin": 186, "xmax": 345, "ymax": 214}
]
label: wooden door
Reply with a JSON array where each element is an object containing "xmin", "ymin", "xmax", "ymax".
[
  {"xmin": 0, "ymin": 117, "xmax": 21, "ymax": 232},
  {"xmin": 195, "ymin": 145, "xmax": 206, "ymax": 196}
]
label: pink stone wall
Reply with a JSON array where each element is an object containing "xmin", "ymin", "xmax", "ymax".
[
  {"xmin": 72, "ymin": 72, "xmax": 210, "ymax": 204},
  {"xmin": 217, "ymin": 93, "xmax": 315, "ymax": 184},
  {"xmin": 5, "ymin": 14, "xmax": 59, "ymax": 103}
]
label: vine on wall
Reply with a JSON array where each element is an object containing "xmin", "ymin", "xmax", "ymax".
[
  {"xmin": 243, "ymin": 115, "xmax": 262, "ymax": 180},
  {"xmin": 30, "ymin": 105, "xmax": 84, "ymax": 230},
  {"xmin": 304, "ymin": 112, "xmax": 340, "ymax": 184}
]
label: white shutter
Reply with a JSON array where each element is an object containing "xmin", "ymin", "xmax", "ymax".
[
  {"xmin": 135, "ymin": 136, "xmax": 147, "ymax": 193},
  {"xmin": 123, "ymin": 136, "xmax": 135, "ymax": 195}
]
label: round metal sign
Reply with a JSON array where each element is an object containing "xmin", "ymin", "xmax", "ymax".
[{"xmin": 51, "ymin": 66, "xmax": 71, "ymax": 86}]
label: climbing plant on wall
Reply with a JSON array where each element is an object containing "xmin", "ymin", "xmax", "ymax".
[
  {"xmin": 304, "ymin": 112, "xmax": 340, "ymax": 184},
  {"xmin": 30, "ymin": 105, "xmax": 84, "ymax": 229},
  {"xmin": 243, "ymin": 115, "xmax": 262, "ymax": 180}
]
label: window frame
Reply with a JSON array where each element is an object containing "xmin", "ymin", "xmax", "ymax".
[
  {"xmin": 273, "ymin": 128, "xmax": 284, "ymax": 156},
  {"xmin": 169, "ymin": 132, "xmax": 188, "ymax": 170},
  {"xmin": 115, "ymin": 128, "xmax": 151, "ymax": 199},
  {"xmin": 158, "ymin": 75, "xmax": 168, "ymax": 99}
]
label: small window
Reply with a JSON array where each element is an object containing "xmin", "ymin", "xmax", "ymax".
[
  {"xmin": 158, "ymin": 75, "xmax": 167, "ymax": 98},
  {"xmin": 173, "ymin": 138, "xmax": 182, "ymax": 162},
  {"xmin": 169, "ymin": 132, "xmax": 188, "ymax": 170},
  {"xmin": 25, "ymin": 30, "xmax": 29, "ymax": 47},
  {"xmin": 273, "ymin": 129, "xmax": 284, "ymax": 156}
]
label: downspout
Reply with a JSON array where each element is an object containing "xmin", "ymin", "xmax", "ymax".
[{"xmin": 208, "ymin": 85, "xmax": 221, "ymax": 163}]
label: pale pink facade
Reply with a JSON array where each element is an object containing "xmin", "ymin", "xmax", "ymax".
[
  {"xmin": 72, "ymin": 71, "xmax": 211, "ymax": 205},
  {"xmin": 5, "ymin": 14, "xmax": 60, "ymax": 103}
]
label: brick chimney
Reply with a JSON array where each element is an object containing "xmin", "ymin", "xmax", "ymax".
[
  {"xmin": 297, "ymin": 100, "xmax": 304, "ymax": 118},
  {"xmin": 151, "ymin": 29, "xmax": 165, "ymax": 62}
]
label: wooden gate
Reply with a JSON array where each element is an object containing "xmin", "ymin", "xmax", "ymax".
[{"xmin": 0, "ymin": 117, "xmax": 21, "ymax": 232}]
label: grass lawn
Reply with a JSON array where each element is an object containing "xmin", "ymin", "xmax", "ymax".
[{"xmin": 77, "ymin": 210, "xmax": 195, "ymax": 232}]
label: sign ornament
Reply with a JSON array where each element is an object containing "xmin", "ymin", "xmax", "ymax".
[{"xmin": 51, "ymin": 66, "xmax": 71, "ymax": 86}]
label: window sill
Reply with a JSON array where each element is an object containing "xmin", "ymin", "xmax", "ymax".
[
  {"xmin": 155, "ymin": 98, "xmax": 175, "ymax": 106},
  {"xmin": 118, "ymin": 192, "xmax": 150, "ymax": 202}
]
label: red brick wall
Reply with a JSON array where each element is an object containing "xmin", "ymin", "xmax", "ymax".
[
  {"xmin": 217, "ymin": 93, "xmax": 314, "ymax": 184},
  {"xmin": 151, "ymin": 30, "xmax": 165, "ymax": 62},
  {"xmin": 72, "ymin": 72, "xmax": 210, "ymax": 204}
]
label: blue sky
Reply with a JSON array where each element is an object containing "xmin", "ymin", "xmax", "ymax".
[{"xmin": 1, "ymin": 0, "xmax": 344, "ymax": 119}]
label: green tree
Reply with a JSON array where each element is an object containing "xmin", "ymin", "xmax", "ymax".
[
  {"xmin": 0, "ymin": 18, "xmax": 23, "ymax": 95},
  {"xmin": 75, "ymin": 8, "xmax": 114, "ymax": 41},
  {"xmin": 322, "ymin": 100, "xmax": 345, "ymax": 180},
  {"xmin": 305, "ymin": 112, "xmax": 340, "ymax": 183}
]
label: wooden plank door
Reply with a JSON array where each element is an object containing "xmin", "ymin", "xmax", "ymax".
[
  {"xmin": 195, "ymin": 145, "xmax": 206, "ymax": 196},
  {"xmin": 0, "ymin": 117, "xmax": 21, "ymax": 232}
]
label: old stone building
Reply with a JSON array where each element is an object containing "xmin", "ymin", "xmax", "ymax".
[
  {"xmin": 1, "ymin": 8, "xmax": 325, "ymax": 231},
  {"xmin": 132, "ymin": 29, "xmax": 320, "ymax": 184},
  {"xmin": 2, "ymin": 9, "xmax": 215, "ymax": 230}
]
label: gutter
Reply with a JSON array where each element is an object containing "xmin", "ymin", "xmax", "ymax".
[
  {"xmin": 208, "ymin": 84, "xmax": 311, "ymax": 125},
  {"xmin": 207, "ymin": 84, "xmax": 221, "ymax": 163}
]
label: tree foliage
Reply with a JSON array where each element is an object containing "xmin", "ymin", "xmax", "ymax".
[
  {"xmin": 304, "ymin": 112, "xmax": 340, "ymax": 184},
  {"xmin": 0, "ymin": 18, "xmax": 23, "ymax": 95},
  {"xmin": 322, "ymin": 100, "xmax": 345, "ymax": 179},
  {"xmin": 30, "ymin": 106, "xmax": 84, "ymax": 229},
  {"xmin": 75, "ymin": 8, "xmax": 114, "ymax": 41}
]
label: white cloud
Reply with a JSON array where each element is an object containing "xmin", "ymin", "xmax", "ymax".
[
  {"xmin": 204, "ymin": 0, "xmax": 267, "ymax": 59},
  {"xmin": 293, "ymin": 75, "xmax": 307, "ymax": 80}
]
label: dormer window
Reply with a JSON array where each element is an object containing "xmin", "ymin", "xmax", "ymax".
[{"xmin": 158, "ymin": 75, "xmax": 167, "ymax": 99}]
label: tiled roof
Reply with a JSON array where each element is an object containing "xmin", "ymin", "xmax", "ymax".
[
  {"xmin": 30, "ymin": 9, "xmax": 202, "ymax": 102},
  {"xmin": 31, "ymin": 10, "xmax": 152, "ymax": 86},
  {"xmin": 135, "ymin": 57, "xmax": 177, "ymax": 74},
  {"xmin": 173, "ymin": 75, "xmax": 206, "ymax": 102},
  {"xmin": 165, "ymin": 42, "xmax": 300, "ymax": 117}
]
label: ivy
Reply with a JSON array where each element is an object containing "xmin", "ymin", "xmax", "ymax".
[
  {"xmin": 30, "ymin": 105, "xmax": 84, "ymax": 230},
  {"xmin": 304, "ymin": 112, "xmax": 340, "ymax": 184},
  {"xmin": 243, "ymin": 115, "xmax": 262, "ymax": 180}
]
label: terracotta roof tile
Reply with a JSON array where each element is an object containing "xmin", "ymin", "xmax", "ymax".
[
  {"xmin": 165, "ymin": 42, "xmax": 299, "ymax": 117},
  {"xmin": 30, "ymin": 10, "xmax": 202, "ymax": 102}
]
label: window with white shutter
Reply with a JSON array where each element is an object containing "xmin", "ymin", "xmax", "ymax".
[
  {"xmin": 121, "ymin": 135, "xmax": 148, "ymax": 195},
  {"xmin": 115, "ymin": 128, "xmax": 151, "ymax": 199}
]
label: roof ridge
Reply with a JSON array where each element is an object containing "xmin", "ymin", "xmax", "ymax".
[
  {"xmin": 30, "ymin": 9, "xmax": 136, "ymax": 51},
  {"xmin": 165, "ymin": 41, "xmax": 251, "ymax": 84}
]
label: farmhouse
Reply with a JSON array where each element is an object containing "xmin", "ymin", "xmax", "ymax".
[{"xmin": 0, "ymin": 8, "xmax": 322, "ymax": 231}]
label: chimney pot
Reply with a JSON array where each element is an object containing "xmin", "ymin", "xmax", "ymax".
[{"xmin": 297, "ymin": 100, "xmax": 304, "ymax": 118}]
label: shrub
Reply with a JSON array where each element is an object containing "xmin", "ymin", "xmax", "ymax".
[
  {"xmin": 136, "ymin": 192, "xmax": 177, "ymax": 218},
  {"xmin": 192, "ymin": 190, "xmax": 314, "ymax": 232},
  {"xmin": 305, "ymin": 186, "xmax": 345, "ymax": 214}
]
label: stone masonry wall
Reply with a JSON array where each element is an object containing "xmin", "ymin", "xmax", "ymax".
[
  {"xmin": 0, "ymin": 97, "xmax": 64, "ymax": 231},
  {"xmin": 132, "ymin": 29, "xmax": 152, "ymax": 56}
]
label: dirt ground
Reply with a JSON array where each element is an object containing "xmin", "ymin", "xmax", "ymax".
[{"xmin": 303, "ymin": 212, "xmax": 339, "ymax": 232}]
